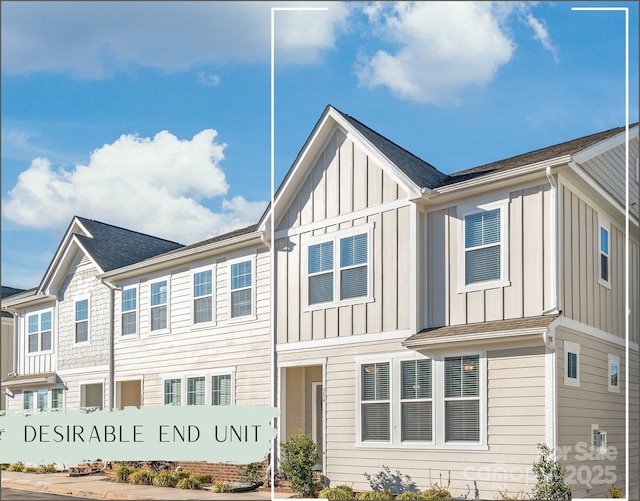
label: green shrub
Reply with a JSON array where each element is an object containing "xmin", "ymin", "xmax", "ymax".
[
  {"xmin": 336, "ymin": 485, "xmax": 355, "ymax": 497},
  {"xmin": 24, "ymin": 466, "xmax": 38, "ymax": 473},
  {"xmin": 356, "ymin": 490, "xmax": 394, "ymax": 500},
  {"xmin": 532, "ymin": 443, "xmax": 571, "ymax": 501},
  {"xmin": 239, "ymin": 462, "xmax": 263, "ymax": 484},
  {"xmin": 176, "ymin": 477, "xmax": 201, "ymax": 490},
  {"xmin": 174, "ymin": 470, "xmax": 191, "ymax": 480},
  {"xmin": 212, "ymin": 482, "xmax": 233, "ymax": 493},
  {"xmin": 396, "ymin": 492, "xmax": 426, "ymax": 500},
  {"xmin": 152, "ymin": 472, "xmax": 178, "ymax": 488},
  {"xmin": 114, "ymin": 465, "xmax": 135, "ymax": 482},
  {"xmin": 191, "ymin": 473, "xmax": 213, "ymax": 483},
  {"xmin": 127, "ymin": 469, "xmax": 156, "ymax": 485},
  {"xmin": 38, "ymin": 464, "xmax": 58, "ymax": 473},
  {"xmin": 0, "ymin": 464, "xmax": 8, "ymax": 471},
  {"xmin": 318, "ymin": 486, "xmax": 354, "ymax": 500},
  {"xmin": 606, "ymin": 485, "xmax": 624, "ymax": 498},
  {"xmin": 280, "ymin": 430, "xmax": 321, "ymax": 497},
  {"xmin": 7, "ymin": 463, "xmax": 25, "ymax": 472},
  {"xmin": 422, "ymin": 471, "xmax": 452, "ymax": 500}
]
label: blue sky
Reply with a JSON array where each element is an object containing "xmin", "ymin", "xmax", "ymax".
[{"xmin": 2, "ymin": 1, "xmax": 638, "ymax": 290}]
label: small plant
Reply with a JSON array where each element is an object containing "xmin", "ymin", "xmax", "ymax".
[
  {"xmin": 176, "ymin": 477, "xmax": 202, "ymax": 490},
  {"xmin": 356, "ymin": 490, "xmax": 394, "ymax": 500},
  {"xmin": 114, "ymin": 465, "xmax": 135, "ymax": 482},
  {"xmin": 318, "ymin": 486, "xmax": 355, "ymax": 500},
  {"xmin": 494, "ymin": 488, "xmax": 528, "ymax": 500},
  {"xmin": 336, "ymin": 485, "xmax": 355, "ymax": 497},
  {"xmin": 364, "ymin": 465, "xmax": 418, "ymax": 495},
  {"xmin": 418, "ymin": 471, "xmax": 452, "ymax": 500},
  {"xmin": 152, "ymin": 472, "xmax": 178, "ymax": 488},
  {"xmin": 24, "ymin": 466, "xmax": 38, "ymax": 473},
  {"xmin": 191, "ymin": 473, "xmax": 213, "ymax": 483},
  {"xmin": 174, "ymin": 470, "xmax": 191, "ymax": 480},
  {"xmin": 606, "ymin": 485, "xmax": 624, "ymax": 498},
  {"xmin": 38, "ymin": 464, "xmax": 58, "ymax": 473},
  {"xmin": 115, "ymin": 460, "xmax": 142, "ymax": 469},
  {"xmin": 532, "ymin": 443, "xmax": 571, "ymax": 501},
  {"xmin": 212, "ymin": 481, "xmax": 233, "ymax": 492},
  {"xmin": 239, "ymin": 461, "xmax": 263, "ymax": 484},
  {"xmin": 0, "ymin": 464, "xmax": 8, "ymax": 471},
  {"xmin": 396, "ymin": 492, "xmax": 426, "ymax": 500},
  {"xmin": 280, "ymin": 429, "xmax": 321, "ymax": 497},
  {"xmin": 7, "ymin": 462, "xmax": 25, "ymax": 472},
  {"xmin": 127, "ymin": 469, "xmax": 156, "ymax": 485}
]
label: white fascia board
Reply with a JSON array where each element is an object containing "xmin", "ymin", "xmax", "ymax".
[
  {"xmin": 1, "ymin": 292, "xmax": 55, "ymax": 311},
  {"xmin": 572, "ymin": 125, "xmax": 638, "ymax": 164},
  {"xmin": 100, "ymin": 231, "xmax": 264, "ymax": 281}
]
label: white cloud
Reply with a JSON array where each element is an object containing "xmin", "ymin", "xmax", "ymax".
[
  {"xmin": 356, "ymin": 2, "xmax": 558, "ymax": 104},
  {"xmin": 2, "ymin": 130, "xmax": 268, "ymax": 244},
  {"xmin": 1, "ymin": 2, "xmax": 349, "ymax": 78},
  {"xmin": 198, "ymin": 73, "xmax": 220, "ymax": 87}
]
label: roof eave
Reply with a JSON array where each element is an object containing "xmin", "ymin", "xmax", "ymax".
[{"xmin": 403, "ymin": 327, "xmax": 549, "ymax": 351}]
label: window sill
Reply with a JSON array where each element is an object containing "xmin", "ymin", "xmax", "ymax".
[
  {"xmin": 564, "ymin": 378, "xmax": 580, "ymax": 387},
  {"xmin": 191, "ymin": 321, "xmax": 217, "ymax": 331},
  {"xmin": 598, "ymin": 278, "xmax": 612, "ymax": 290},
  {"xmin": 304, "ymin": 296, "xmax": 374, "ymax": 313},
  {"xmin": 457, "ymin": 280, "xmax": 510, "ymax": 294},
  {"xmin": 117, "ymin": 334, "xmax": 140, "ymax": 341},
  {"xmin": 145, "ymin": 328, "xmax": 172, "ymax": 336},
  {"xmin": 27, "ymin": 350, "xmax": 54, "ymax": 356},
  {"xmin": 355, "ymin": 442, "xmax": 488, "ymax": 451},
  {"xmin": 73, "ymin": 341, "xmax": 90, "ymax": 346},
  {"xmin": 226, "ymin": 315, "xmax": 257, "ymax": 325}
]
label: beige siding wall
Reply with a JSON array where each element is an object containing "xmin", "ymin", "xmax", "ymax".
[
  {"xmin": 578, "ymin": 137, "xmax": 640, "ymax": 220},
  {"xmin": 559, "ymin": 184, "xmax": 640, "ymax": 342},
  {"xmin": 556, "ymin": 325, "xmax": 636, "ymax": 499},
  {"xmin": 278, "ymin": 342, "xmax": 546, "ymax": 498},
  {"xmin": 113, "ymin": 246, "xmax": 271, "ymax": 407},
  {"xmin": 426, "ymin": 183, "xmax": 553, "ymax": 327},
  {"xmin": 276, "ymin": 128, "xmax": 412, "ymax": 343}
]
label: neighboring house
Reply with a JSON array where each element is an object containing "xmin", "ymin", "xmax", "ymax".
[
  {"xmin": 263, "ymin": 106, "xmax": 639, "ymax": 499},
  {"xmin": 1, "ymin": 106, "xmax": 638, "ymax": 498},
  {"xmin": 1, "ymin": 286, "xmax": 26, "ymax": 411},
  {"xmin": 1, "ymin": 217, "xmax": 183, "ymax": 413}
]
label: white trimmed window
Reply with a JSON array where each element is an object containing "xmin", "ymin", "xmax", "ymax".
[
  {"xmin": 360, "ymin": 362, "xmax": 390, "ymax": 442},
  {"xmin": 164, "ymin": 378, "xmax": 182, "ymax": 406},
  {"xmin": 230, "ymin": 259, "xmax": 253, "ymax": 319},
  {"xmin": 599, "ymin": 221, "xmax": 611, "ymax": 286},
  {"xmin": 193, "ymin": 268, "xmax": 214, "ymax": 324},
  {"xmin": 150, "ymin": 279, "xmax": 168, "ymax": 331},
  {"xmin": 187, "ymin": 376, "xmax": 206, "ymax": 405},
  {"xmin": 444, "ymin": 356, "xmax": 480, "ymax": 442},
  {"xmin": 23, "ymin": 390, "xmax": 34, "ymax": 410},
  {"xmin": 24, "ymin": 389, "xmax": 63, "ymax": 411},
  {"xmin": 27, "ymin": 309, "xmax": 53, "ymax": 353},
  {"xmin": 608, "ymin": 354, "xmax": 620, "ymax": 392},
  {"xmin": 75, "ymin": 299, "xmax": 89, "ymax": 343},
  {"xmin": 121, "ymin": 286, "xmax": 137, "ymax": 335},
  {"xmin": 212, "ymin": 374, "xmax": 232, "ymax": 406},
  {"xmin": 564, "ymin": 341, "xmax": 580, "ymax": 387},
  {"xmin": 401, "ymin": 359, "xmax": 433, "ymax": 442},
  {"xmin": 51, "ymin": 388, "xmax": 64, "ymax": 410},
  {"xmin": 458, "ymin": 199, "xmax": 509, "ymax": 292},
  {"xmin": 307, "ymin": 226, "xmax": 372, "ymax": 307}
]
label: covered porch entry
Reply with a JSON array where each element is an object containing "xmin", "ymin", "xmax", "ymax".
[{"xmin": 280, "ymin": 362, "xmax": 325, "ymax": 472}]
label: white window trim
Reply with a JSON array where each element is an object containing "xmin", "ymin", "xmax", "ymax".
[
  {"xmin": 25, "ymin": 307, "xmax": 54, "ymax": 355},
  {"xmin": 227, "ymin": 254, "xmax": 257, "ymax": 323},
  {"xmin": 608, "ymin": 354, "xmax": 620, "ymax": 393},
  {"xmin": 598, "ymin": 217, "xmax": 611, "ymax": 289},
  {"xmin": 457, "ymin": 198, "xmax": 510, "ymax": 294},
  {"xmin": 303, "ymin": 223, "xmax": 374, "ymax": 311},
  {"xmin": 355, "ymin": 350, "xmax": 487, "ymax": 450},
  {"xmin": 162, "ymin": 368, "xmax": 236, "ymax": 406},
  {"xmin": 120, "ymin": 284, "xmax": 139, "ymax": 337},
  {"xmin": 564, "ymin": 340, "xmax": 581, "ymax": 387},
  {"xmin": 192, "ymin": 264, "xmax": 216, "ymax": 327},
  {"xmin": 80, "ymin": 380, "xmax": 105, "ymax": 410},
  {"xmin": 149, "ymin": 277, "xmax": 170, "ymax": 334},
  {"xmin": 74, "ymin": 296, "xmax": 91, "ymax": 345}
]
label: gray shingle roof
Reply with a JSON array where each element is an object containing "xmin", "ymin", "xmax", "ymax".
[
  {"xmin": 74, "ymin": 217, "xmax": 184, "ymax": 272},
  {"xmin": 1, "ymin": 286, "xmax": 26, "ymax": 299}
]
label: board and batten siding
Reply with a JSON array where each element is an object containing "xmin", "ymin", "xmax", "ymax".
[
  {"xmin": 556, "ymin": 325, "xmax": 638, "ymax": 499},
  {"xmin": 578, "ymin": 136, "xmax": 640, "ymax": 221},
  {"xmin": 560, "ymin": 184, "xmax": 640, "ymax": 343},
  {"xmin": 426, "ymin": 184, "xmax": 553, "ymax": 328},
  {"xmin": 278, "ymin": 342, "xmax": 546, "ymax": 498},
  {"xmin": 276, "ymin": 127, "xmax": 412, "ymax": 344},
  {"xmin": 112, "ymin": 246, "xmax": 271, "ymax": 406}
]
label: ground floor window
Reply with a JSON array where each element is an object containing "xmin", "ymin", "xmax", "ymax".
[
  {"xmin": 163, "ymin": 370, "xmax": 234, "ymax": 406},
  {"xmin": 23, "ymin": 388, "xmax": 64, "ymax": 411}
]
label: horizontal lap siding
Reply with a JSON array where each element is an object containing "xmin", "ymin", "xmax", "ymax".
[
  {"xmin": 426, "ymin": 184, "xmax": 551, "ymax": 328},
  {"xmin": 556, "ymin": 326, "xmax": 634, "ymax": 498},
  {"xmin": 282, "ymin": 342, "xmax": 546, "ymax": 498},
  {"xmin": 113, "ymin": 248, "xmax": 270, "ymax": 407}
]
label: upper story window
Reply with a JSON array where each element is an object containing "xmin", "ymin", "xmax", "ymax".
[
  {"xmin": 230, "ymin": 259, "xmax": 253, "ymax": 318},
  {"xmin": 27, "ymin": 310, "xmax": 53, "ymax": 353},
  {"xmin": 150, "ymin": 279, "xmax": 168, "ymax": 331},
  {"xmin": 121, "ymin": 286, "xmax": 137, "ymax": 335},
  {"xmin": 458, "ymin": 199, "xmax": 509, "ymax": 293},
  {"xmin": 193, "ymin": 268, "xmax": 214, "ymax": 324},
  {"xmin": 75, "ymin": 299, "xmax": 89, "ymax": 343},
  {"xmin": 599, "ymin": 221, "xmax": 610, "ymax": 287},
  {"xmin": 307, "ymin": 226, "xmax": 372, "ymax": 307},
  {"xmin": 608, "ymin": 354, "xmax": 620, "ymax": 392},
  {"xmin": 564, "ymin": 340, "xmax": 580, "ymax": 387}
]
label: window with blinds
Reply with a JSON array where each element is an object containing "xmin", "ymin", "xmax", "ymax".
[
  {"xmin": 212, "ymin": 374, "xmax": 232, "ymax": 406},
  {"xmin": 193, "ymin": 269, "xmax": 213, "ymax": 324},
  {"xmin": 340, "ymin": 234, "xmax": 368, "ymax": 300},
  {"xmin": 444, "ymin": 355, "xmax": 480, "ymax": 442},
  {"xmin": 231, "ymin": 260, "xmax": 252, "ymax": 318},
  {"xmin": 464, "ymin": 209, "xmax": 501, "ymax": 285},
  {"xmin": 75, "ymin": 299, "xmax": 89, "ymax": 342},
  {"xmin": 361, "ymin": 362, "xmax": 390, "ymax": 442},
  {"xmin": 309, "ymin": 241, "xmax": 334, "ymax": 304},
  {"xmin": 28, "ymin": 310, "xmax": 53, "ymax": 352},
  {"xmin": 401, "ymin": 359, "xmax": 432, "ymax": 442},
  {"xmin": 187, "ymin": 376, "xmax": 205, "ymax": 405},
  {"xmin": 164, "ymin": 378, "xmax": 181, "ymax": 405},
  {"xmin": 150, "ymin": 280, "xmax": 168, "ymax": 331},
  {"xmin": 122, "ymin": 287, "xmax": 137, "ymax": 335}
]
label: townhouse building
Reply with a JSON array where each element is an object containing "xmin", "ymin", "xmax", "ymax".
[{"xmin": 2, "ymin": 105, "xmax": 638, "ymax": 498}]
